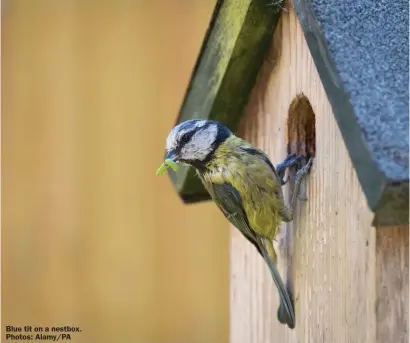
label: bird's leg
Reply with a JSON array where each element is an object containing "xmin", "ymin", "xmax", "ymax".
[
  {"xmin": 275, "ymin": 153, "xmax": 304, "ymax": 185},
  {"xmin": 280, "ymin": 157, "xmax": 313, "ymax": 222},
  {"xmin": 294, "ymin": 156, "xmax": 310, "ymax": 201}
]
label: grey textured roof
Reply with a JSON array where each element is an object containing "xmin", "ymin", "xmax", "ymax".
[
  {"xmin": 293, "ymin": 0, "xmax": 409, "ymax": 226},
  {"xmin": 311, "ymin": 0, "xmax": 408, "ymax": 181}
]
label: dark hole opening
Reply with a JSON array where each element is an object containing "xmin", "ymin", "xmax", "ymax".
[{"xmin": 287, "ymin": 93, "xmax": 316, "ymax": 159}]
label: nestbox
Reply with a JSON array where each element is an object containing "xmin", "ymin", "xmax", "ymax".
[{"xmin": 166, "ymin": 1, "xmax": 409, "ymax": 342}]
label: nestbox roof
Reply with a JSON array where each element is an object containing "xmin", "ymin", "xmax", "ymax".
[
  {"xmin": 167, "ymin": 0, "xmax": 409, "ymax": 226},
  {"xmin": 293, "ymin": 0, "xmax": 408, "ymax": 226}
]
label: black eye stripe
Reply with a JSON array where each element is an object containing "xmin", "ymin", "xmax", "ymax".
[{"xmin": 179, "ymin": 124, "xmax": 209, "ymax": 146}]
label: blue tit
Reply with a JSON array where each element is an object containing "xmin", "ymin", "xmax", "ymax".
[{"xmin": 157, "ymin": 119, "xmax": 313, "ymax": 329}]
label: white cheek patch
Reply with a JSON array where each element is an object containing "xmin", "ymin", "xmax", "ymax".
[{"xmin": 180, "ymin": 125, "xmax": 218, "ymax": 161}]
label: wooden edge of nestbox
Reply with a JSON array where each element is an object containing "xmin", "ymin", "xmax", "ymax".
[
  {"xmin": 167, "ymin": 0, "xmax": 284, "ymax": 204},
  {"xmin": 373, "ymin": 182, "xmax": 409, "ymax": 227},
  {"xmin": 292, "ymin": 0, "xmax": 409, "ymax": 227}
]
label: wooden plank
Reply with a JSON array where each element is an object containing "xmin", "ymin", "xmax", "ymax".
[
  {"xmin": 376, "ymin": 226, "xmax": 409, "ymax": 343},
  {"xmin": 230, "ymin": 8, "xmax": 378, "ymax": 342},
  {"xmin": 167, "ymin": 0, "xmax": 284, "ymax": 203}
]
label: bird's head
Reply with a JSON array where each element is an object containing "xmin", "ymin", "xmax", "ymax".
[{"xmin": 158, "ymin": 119, "xmax": 232, "ymax": 173}]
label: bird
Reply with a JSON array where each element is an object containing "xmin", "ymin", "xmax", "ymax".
[{"xmin": 156, "ymin": 119, "xmax": 313, "ymax": 329}]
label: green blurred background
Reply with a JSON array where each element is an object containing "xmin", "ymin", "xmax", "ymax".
[{"xmin": 2, "ymin": 1, "xmax": 229, "ymax": 342}]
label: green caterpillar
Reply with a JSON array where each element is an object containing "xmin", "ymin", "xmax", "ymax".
[{"xmin": 156, "ymin": 158, "xmax": 180, "ymax": 176}]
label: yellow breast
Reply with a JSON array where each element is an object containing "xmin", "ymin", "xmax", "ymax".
[{"xmin": 203, "ymin": 136, "xmax": 282, "ymax": 239}]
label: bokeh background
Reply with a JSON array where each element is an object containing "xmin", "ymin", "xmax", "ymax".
[{"xmin": 2, "ymin": 1, "xmax": 229, "ymax": 342}]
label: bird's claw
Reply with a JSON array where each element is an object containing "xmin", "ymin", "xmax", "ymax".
[
  {"xmin": 276, "ymin": 153, "xmax": 300, "ymax": 185},
  {"xmin": 296, "ymin": 157, "xmax": 313, "ymax": 200},
  {"xmin": 297, "ymin": 157, "xmax": 313, "ymax": 174},
  {"xmin": 277, "ymin": 154, "xmax": 313, "ymax": 188}
]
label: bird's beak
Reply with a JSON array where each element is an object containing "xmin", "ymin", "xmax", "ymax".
[
  {"xmin": 156, "ymin": 151, "xmax": 180, "ymax": 176},
  {"xmin": 165, "ymin": 151, "xmax": 177, "ymax": 161}
]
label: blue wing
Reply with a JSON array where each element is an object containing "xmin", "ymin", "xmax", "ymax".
[{"xmin": 204, "ymin": 180, "xmax": 295, "ymax": 329}]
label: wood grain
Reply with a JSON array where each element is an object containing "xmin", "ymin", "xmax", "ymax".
[
  {"xmin": 230, "ymin": 7, "xmax": 408, "ymax": 343},
  {"xmin": 376, "ymin": 226, "xmax": 409, "ymax": 343}
]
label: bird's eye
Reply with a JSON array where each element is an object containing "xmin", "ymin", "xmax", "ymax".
[{"xmin": 181, "ymin": 132, "xmax": 192, "ymax": 144}]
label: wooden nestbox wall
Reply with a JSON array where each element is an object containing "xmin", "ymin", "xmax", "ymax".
[
  {"xmin": 166, "ymin": 1, "xmax": 409, "ymax": 342},
  {"xmin": 231, "ymin": 8, "xmax": 408, "ymax": 343}
]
